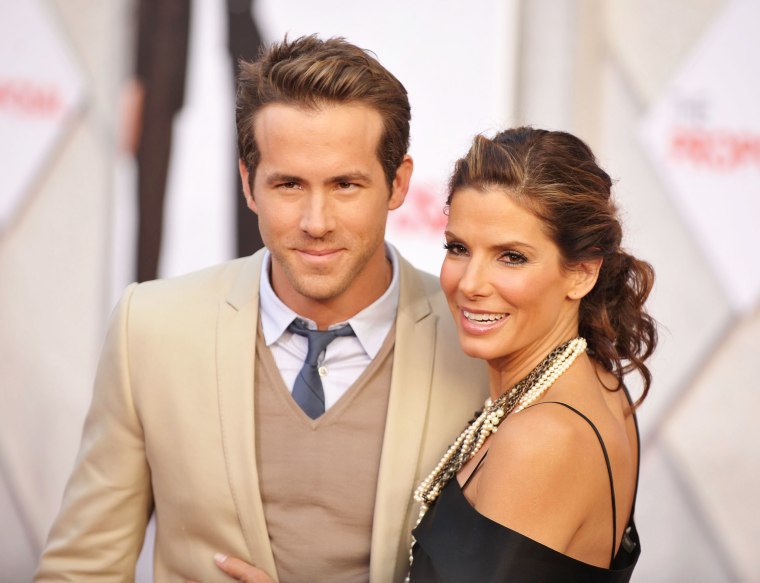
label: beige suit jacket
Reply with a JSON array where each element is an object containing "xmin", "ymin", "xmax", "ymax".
[{"xmin": 35, "ymin": 249, "xmax": 488, "ymax": 582}]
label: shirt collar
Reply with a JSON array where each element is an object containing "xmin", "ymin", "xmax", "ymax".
[{"xmin": 259, "ymin": 244, "xmax": 400, "ymax": 359}]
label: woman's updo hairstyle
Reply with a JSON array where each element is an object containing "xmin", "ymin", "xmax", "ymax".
[{"xmin": 447, "ymin": 127, "xmax": 657, "ymax": 404}]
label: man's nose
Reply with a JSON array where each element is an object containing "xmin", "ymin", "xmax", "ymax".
[{"xmin": 299, "ymin": 192, "xmax": 334, "ymax": 238}]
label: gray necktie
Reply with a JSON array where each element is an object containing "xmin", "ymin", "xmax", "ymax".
[{"xmin": 287, "ymin": 319, "xmax": 355, "ymax": 419}]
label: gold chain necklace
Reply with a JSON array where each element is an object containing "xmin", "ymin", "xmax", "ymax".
[{"xmin": 405, "ymin": 337, "xmax": 587, "ymax": 581}]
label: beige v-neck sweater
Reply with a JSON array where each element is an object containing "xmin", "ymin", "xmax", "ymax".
[{"xmin": 254, "ymin": 325, "xmax": 396, "ymax": 583}]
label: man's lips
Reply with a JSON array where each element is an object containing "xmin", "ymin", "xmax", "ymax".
[
  {"xmin": 297, "ymin": 248, "xmax": 342, "ymax": 255},
  {"xmin": 295, "ymin": 248, "xmax": 344, "ymax": 262}
]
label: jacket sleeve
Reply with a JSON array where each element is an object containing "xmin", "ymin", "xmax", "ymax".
[{"xmin": 35, "ymin": 283, "xmax": 153, "ymax": 581}]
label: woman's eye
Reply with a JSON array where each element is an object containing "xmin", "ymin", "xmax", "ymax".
[
  {"xmin": 501, "ymin": 252, "xmax": 527, "ymax": 265},
  {"xmin": 443, "ymin": 242, "xmax": 467, "ymax": 255}
]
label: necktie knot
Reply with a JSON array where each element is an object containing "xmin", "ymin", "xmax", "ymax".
[{"xmin": 288, "ymin": 319, "xmax": 355, "ymax": 366}]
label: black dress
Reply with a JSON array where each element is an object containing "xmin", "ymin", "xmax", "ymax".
[{"xmin": 410, "ymin": 402, "xmax": 641, "ymax": 583}]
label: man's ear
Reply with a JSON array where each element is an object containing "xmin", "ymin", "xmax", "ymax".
[
  {"xmin": 238, "ymin": 160, "xmax": 257, "ymax": 213},
  {"xmin": 388, "ymin": 155, "xmax": 414, "ymax": 211},
  {"xmin": 567, "ymin": 258, "xmax": 603, "ymax": 300}
]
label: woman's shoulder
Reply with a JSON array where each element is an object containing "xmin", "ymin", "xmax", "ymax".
[
  {"xmin": 489, "ymin": 400, "xmax": 608, "ymax": 484},
  {"xmin": 472, "ymin": 401, "xmax": 615, "ymax": 551},
  {"xmin": 493, "ymin": 365, "xmax": 636, "ymax": 470}
]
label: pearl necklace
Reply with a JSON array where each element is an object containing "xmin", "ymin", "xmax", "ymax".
[{"xmin": 405, "ymin": 337, "xmax": 587, "ymax": 581}]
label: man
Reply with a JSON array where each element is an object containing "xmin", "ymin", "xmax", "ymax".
[{"xmin": 35, "ymin": 36, "xmax": 487, "ymax": 582}]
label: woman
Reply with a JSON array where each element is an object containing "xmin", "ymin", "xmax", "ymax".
[
  {"xmin": 408, "ymin": 126, "xmax": 656, "ymax": 582},
  {"xmin": 207, "ymin": 127, "xmax": 656, "ymax": 582}
]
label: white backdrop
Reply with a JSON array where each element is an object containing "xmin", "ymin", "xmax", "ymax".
[
  {"xmin": 640, "ymin": 0, "xmax": 760, "ymax": 313},
  {"xmin": 0, "ymin": 0, "xmax": 84, "ymax": 232}
]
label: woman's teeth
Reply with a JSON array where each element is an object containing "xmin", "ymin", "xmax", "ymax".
[{"xmin": 463, "ymin": 310, "xmax": 505, "ymax": 322}]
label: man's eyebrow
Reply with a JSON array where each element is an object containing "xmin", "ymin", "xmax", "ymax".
[
  {"xmin": 330, "ymin": 172, "xmax": 372, "ymax": 184},
  {"xmin": 263, "ymin": 172, "xmax": 304, "ymax": 185}
]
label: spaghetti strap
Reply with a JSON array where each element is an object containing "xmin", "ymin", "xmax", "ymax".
[
  {"xmin": 527, "ymin": 401, "xmax": 618, "ymax": 568},
  {"xmin": 462, "ymin": 450, "xmax": 489, "ymax": 490},
  {"xmin": 621, "ymin": 385, "xmax": 641, "ymax": 517}
]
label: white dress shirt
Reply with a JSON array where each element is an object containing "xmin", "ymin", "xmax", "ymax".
[{"xmin": 258, "ymin": 245, "xmax": 400, "ymax": 410}]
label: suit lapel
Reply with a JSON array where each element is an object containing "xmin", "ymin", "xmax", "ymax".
[
  {"xmin": 216, "ymin": 251, "xmax": 278, "ymax": 577},
  {"xmin": 370, "ymin": 256, "xmax": 437, "ymax": 582}
]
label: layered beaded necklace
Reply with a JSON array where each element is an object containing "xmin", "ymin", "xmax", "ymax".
[{"xmin": 406, "ymin": 336, "xmax": 587, "ymax": 580}]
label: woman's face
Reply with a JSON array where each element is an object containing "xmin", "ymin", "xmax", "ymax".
[{"xmin": 440, "ymin": 187, "xmax": 583, "ymax": 369}]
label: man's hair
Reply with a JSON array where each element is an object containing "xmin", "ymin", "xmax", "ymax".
[{"xmin": 236, "ymin": 35, "xmax": 411, "ymax": 188}]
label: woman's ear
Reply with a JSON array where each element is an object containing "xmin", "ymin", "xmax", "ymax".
[{"xmin": 567, "ymin": 258, "xmax": 603, "ymax": 300}]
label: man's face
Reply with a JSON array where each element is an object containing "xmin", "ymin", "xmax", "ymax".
[{"xmin": 240, "ymin": 102, "xmax": 412, "ymax": 326}]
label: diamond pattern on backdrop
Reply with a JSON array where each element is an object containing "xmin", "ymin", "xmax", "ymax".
[
  {"xmin": 639, "ymin": 0, "xmax": 760, "ymax": 314},
  {"xmin": 0, "ymin": 0, "xmax": 85, "ymax": 233}
]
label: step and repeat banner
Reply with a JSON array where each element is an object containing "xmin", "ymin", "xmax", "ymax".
[
  {"xmin": 0, "ymin": 0, "xmax": 85, "ymax": 235},
  {"xmin": 640, "ymin": 0, "xmax": 760, "ymax": 314}
]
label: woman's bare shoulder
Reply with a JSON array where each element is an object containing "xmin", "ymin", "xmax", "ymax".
[{"xmin": 472, "ymin": 402, "xmax": 610, "ymax": 551}]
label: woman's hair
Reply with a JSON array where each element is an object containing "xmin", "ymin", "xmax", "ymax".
[
  {"xmin": 235, "ymin": 34, "xmax": 411, "ymax": 189},
  {"xmin": 448, "ymin": 127, "xmax": 657, "ymax": 404}
]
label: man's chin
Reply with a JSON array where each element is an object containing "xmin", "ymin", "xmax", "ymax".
[
  {"xmin": 289, "ymin": 274, "xmax": 350, "ymax": 303},
  {"xmin": 294, "ymin": 287, "xmax": 347, "ymax": 303}
]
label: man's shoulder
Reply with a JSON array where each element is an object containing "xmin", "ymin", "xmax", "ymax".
[
  {"xmin": 394, "ymin": 254, "xmax": 489, "ymax": 405},
  {"xmin": 407, "ymin": 263, "xmax": 438, "ymax": 286},
  {"xmin": 396, "ymin": 254, "xmax": 448, "ymax": 313},
  {"xmin": 141, "ymin": 254, "xmax": 260, "ymax": 293},
  {"xmin": 123, "ymin": 253, "xmax": 263, "ymax": 314}
]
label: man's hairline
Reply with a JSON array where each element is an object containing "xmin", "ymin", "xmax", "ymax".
[{"xmin": 244, "ymin": 98, "xmax": 405, "ymax": 194}]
